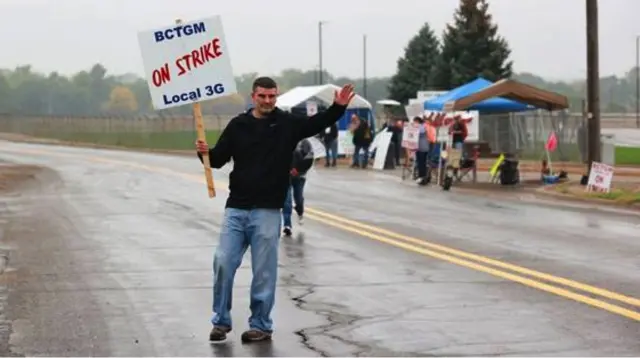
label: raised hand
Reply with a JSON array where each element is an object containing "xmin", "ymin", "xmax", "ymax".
[{"xmin": 334, "ymin": 84, "xmax": 356, "ymax": 106}]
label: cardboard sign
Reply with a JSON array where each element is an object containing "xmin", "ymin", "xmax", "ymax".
[
  {"xmin": 586, "ymin": 161, "xmax": 614, "ymax": 193},
  {"xmin": 401, "ymin": 124, "xmax": 419, "ymax": 150},
  {"xmin": 138, "ymin": 16, "xmax": 237, "ymax": 110}
]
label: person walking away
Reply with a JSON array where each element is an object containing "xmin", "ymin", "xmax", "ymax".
[
  {"xmin": 195, "ymin": 77, "xmax": 355, "ymax": 343},
  {"xmin": 282, "ymin": 137, "xmax": 314, "ymax": 236},
  {"xmin": 319, "ymin": 122, "xmax": 338, "ymax": 167},
  {"xmin": 350, "ymin": 115, "xmax": 373, "ymax": 168}
]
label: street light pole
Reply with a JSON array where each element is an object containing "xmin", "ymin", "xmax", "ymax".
[
  {"xmin": 586, "ymin": 0, "xmax": 601, "ymax": 167},
  {"xmin": 318, "ymin": 21, "xmax": 324, "ymax": 85},
  {"xmin": 363, "ymin": 34, "xmax": 367, "ymax": 99},
  {"xmin": 635, "ymin": 36, "xmax": 640, "ymax": 128}
]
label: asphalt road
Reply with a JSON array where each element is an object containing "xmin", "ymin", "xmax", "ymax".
[{"xmin": 0, "ymin": 140, "xmax": 639, "ymax": 357}]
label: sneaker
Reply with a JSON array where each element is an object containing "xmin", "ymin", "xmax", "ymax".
[
  {"xmin": 241, "ymin": 329, "xmax": 272, "ymax": 343},
  {"xmin": 283, "ymin": 227, "xmax": 292, "ymax": 236},
  {"xmin": 209, "ymin": 326, "xmax": 231, "ymax": 342},
  {"xmin": 297, "ymin": 215, "xmax": 304, "ymax": 226}
]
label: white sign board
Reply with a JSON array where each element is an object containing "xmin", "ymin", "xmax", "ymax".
[
  {"xmin": 404, "ymin": 103, "xmax": 424, "ymax": 119},
  {"xmin": 586, "ymin": 161, "xmax": 614, "ymax": 193},
  {"xmin": 372, "ymin": 132, "xmax": 393, "ymax": 170},
  {"xmin": 138, "ymin": 16, "xmax": 237, "ymax": 110},
  {"xmin": 401, "ymin": 124, "xmax": 419, "ymax": 150},
  {"xmin": 424, "ymin": 110, "xmax": 480, "ymax": 142},
  {"xmin": 417, "ymin": 90, "xmax": 446, "ymax": 100},
  {"xmin": 369, "ymin": 128, "xmax": 388, "ymax": 152},
  {"xmin": 306, "ymin": 101, "xmax": 318, "ymax": 116}
]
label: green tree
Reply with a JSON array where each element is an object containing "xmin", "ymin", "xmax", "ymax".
[
  {"xmin": 430, "ymin": 0, "xmax": 513, "ymax": 90},
  {"xmin": 387, "ymin": 22, "xmax": 440, "ymax": 103}
]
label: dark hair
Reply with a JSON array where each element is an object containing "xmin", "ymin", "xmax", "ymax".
[
  {"xmin": 252, "ymin": 76, "xmax": 277, "ymax": 92},
  {"xmin": 412, "ymin": 116, "xmax": 424, "ymax": 124}
]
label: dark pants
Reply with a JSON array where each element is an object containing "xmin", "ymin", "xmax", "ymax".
[
  {"xmin": 392, "ymin": 140, "xmax": 401, "ymax": 165},
  {"xmin": 352, "ymin": 145, "xmax": 370, "ymax": 167},
  {"xmin": 416, "ymin": 151, "xmax": 429, "ymax": 178},
  {"xmin": 282, "ymin": 176, "xmax": 306, "ymax": 228},
  {"xmin": 324, "ymin": 139, "xmax": 338, "ymax": 166}
]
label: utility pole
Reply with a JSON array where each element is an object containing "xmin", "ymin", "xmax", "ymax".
[
  {"xmin": 635, "ymin": 36, "xmax": 640, "ymax": 128},
  {"xmin": 363, "ymin": 34, "xmax": 367, "ymax": 99},
  {"xmin": 318, "ymin": 21, "xmax": 325, "ymax": 85},
  {"xmin": 586, "ymin": 0, "xmax": 601, "ymax": 168}
]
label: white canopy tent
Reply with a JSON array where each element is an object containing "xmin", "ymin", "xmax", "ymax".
[{"xmin": 277, "ymin": 84, "xmax": 372, "ymax": 110}]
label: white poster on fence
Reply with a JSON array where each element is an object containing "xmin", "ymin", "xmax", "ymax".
[
  {"xmin": 586, "ymin": 161, "xmax": 614, "ymax": 193},
  {"xmin": 372, "ymin": 132, "xmax": 393, "ymax": 170},
  {"xmin": 424, "ymin": 110, "xmax": 480, "ymax": 142},
  {"xmin": 401, "ymin": 124, "xmax": 419, "ymax": 150},
  {"xmin": 338, "ymin": 130, "xmax": 354, "ymax": 155},
  {"xmin": 137, "ymin": 16, "xmax": 238, "ymax": 110},
  {"xmin": 306, "ymin": 101, "xmax": 318, "ymax": 116}
]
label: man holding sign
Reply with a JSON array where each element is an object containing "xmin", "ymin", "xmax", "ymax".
[{"xmin": 196, "ymin": 77, "xmax": 355, "ymax": 342}]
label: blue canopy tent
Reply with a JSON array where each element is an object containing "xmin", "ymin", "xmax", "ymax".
[{"xmin": 424, "ymin": 77, "xmax": 534, "ymax": 113}]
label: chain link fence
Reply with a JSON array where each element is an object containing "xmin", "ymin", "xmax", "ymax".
[
  {"xmin": 0, "ymin": 113, "xmax": 235, "ymax": 150},
  {"xmin": 0, "ymin": 111, "xmax": 636, "ymax": 161},
  {"xmin": 479, "ymin": 110, "xmax": 588, "ymax": 163}
]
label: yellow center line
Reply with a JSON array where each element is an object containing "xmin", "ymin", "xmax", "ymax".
[
  {"xmin": 305, "ymin": 212, "xmax": 640, "ymax": 322},
  {"xmin": 3, "ymin": 146, "xmax": 640, "ymax": 322}
]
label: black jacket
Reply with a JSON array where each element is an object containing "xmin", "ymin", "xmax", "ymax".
[
  {"xmin": 319, "ymin": 123, "xmax": 338, "ymax": 144},
  {"xmin": 352, "ymin": 121, "xmax": 373, "ymax": 147},
  {"xmin": 291, "ymin": 138, "xmax": 314, "ymax": 177},
  {"xmin": 198, "ymin": 103, "xmax": 346, "ymax": 209}
]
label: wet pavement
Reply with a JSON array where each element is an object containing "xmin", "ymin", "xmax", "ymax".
[{"xmin": 0, "ymin": 140, "xmax": 639, "ymax": 356}]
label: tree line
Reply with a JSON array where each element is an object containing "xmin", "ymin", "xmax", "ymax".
[{"xmin": 0, "ymin": 0, "xmax": 636, "ymax": 118}]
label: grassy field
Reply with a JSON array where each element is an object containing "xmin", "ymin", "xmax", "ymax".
[
  {"xmin": 556, "ymin": 182, "xmax": 640, "ymax": 205},
  {"xmin": 28, "ymin": 130, "xmax": 222, "ymax": 151},
  {"xmin": 614, "ymin": 146, "xmax": 640, "ymax": 166}
]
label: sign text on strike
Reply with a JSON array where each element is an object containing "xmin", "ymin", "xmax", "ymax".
[{"xmin": 151, "ymin": 37, "xmax": 223, "ymax": 88}]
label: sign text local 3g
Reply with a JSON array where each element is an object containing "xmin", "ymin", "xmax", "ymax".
[{"xmin": 137, "ymin": 16, "xmax": 237, "ymax": 110}]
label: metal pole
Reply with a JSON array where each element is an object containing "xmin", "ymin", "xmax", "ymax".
[
  {"xmin": 586, "ymin": 0, "xmax": 601, "ymax": 167},
  {"xmin": 363, "ymin": 34, "xmax": 367, "ymax": 99},
  {"xmin": 318, "ymin": 21, "xmax": 324, "ymax": 85},
  {"xmin": 635, "ymin": 36, "xmax": 640, "ymax": 128}
]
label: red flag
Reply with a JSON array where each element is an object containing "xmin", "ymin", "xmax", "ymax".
[{"xmin": 545, "ymin": 131, "xmax": 558, "ymax": 152}]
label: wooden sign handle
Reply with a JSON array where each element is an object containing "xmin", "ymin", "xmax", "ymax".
[
  {"xmin": 193, "ymin": 102, "xmax": 216, "ymax": 198},
  {"xmin": 176, "ymin": 18, "xmax": 216, "ymax": 198}
]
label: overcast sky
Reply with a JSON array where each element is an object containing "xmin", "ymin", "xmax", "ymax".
[{"xmin": 2, "ymin": 0, "xmax": 639, "ymax": 81}]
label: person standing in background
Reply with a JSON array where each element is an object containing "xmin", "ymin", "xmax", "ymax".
[
  {"xmin": 413, "ymin": 116, "xmax": 432, "ymax": 185},
  {"xmin": 449, "ymin": 115, "xmax": 468, "ymax": 149},
  {"xmin": 320, "ymin": 122, "xmax": 338, "ymax": 167},
  {"xmin": 381, "ymin": 118, "xmax": 403, "ymax": 166},
  {"xmin": 282, "ymin": 137, "xmax": 314, "ymax": 236},
  {"xmin": 349, "ymin": 114, "xmax": 373, "ymax": 169}
]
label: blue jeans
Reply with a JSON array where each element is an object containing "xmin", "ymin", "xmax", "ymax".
[
  {"xmin": 212, "ymin": 208, "xmax": 281, "ymax": 332},
  {"xmin": 352, "ymin": 145, "xmax": 369, "ymax": 167},
  {"xmin": 282, "ymin": 177, "xmax": 306, "ymax": 228},
  {"xmin": 324, "ymin": 139, "xmax": 338, "ymax": 165}
]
